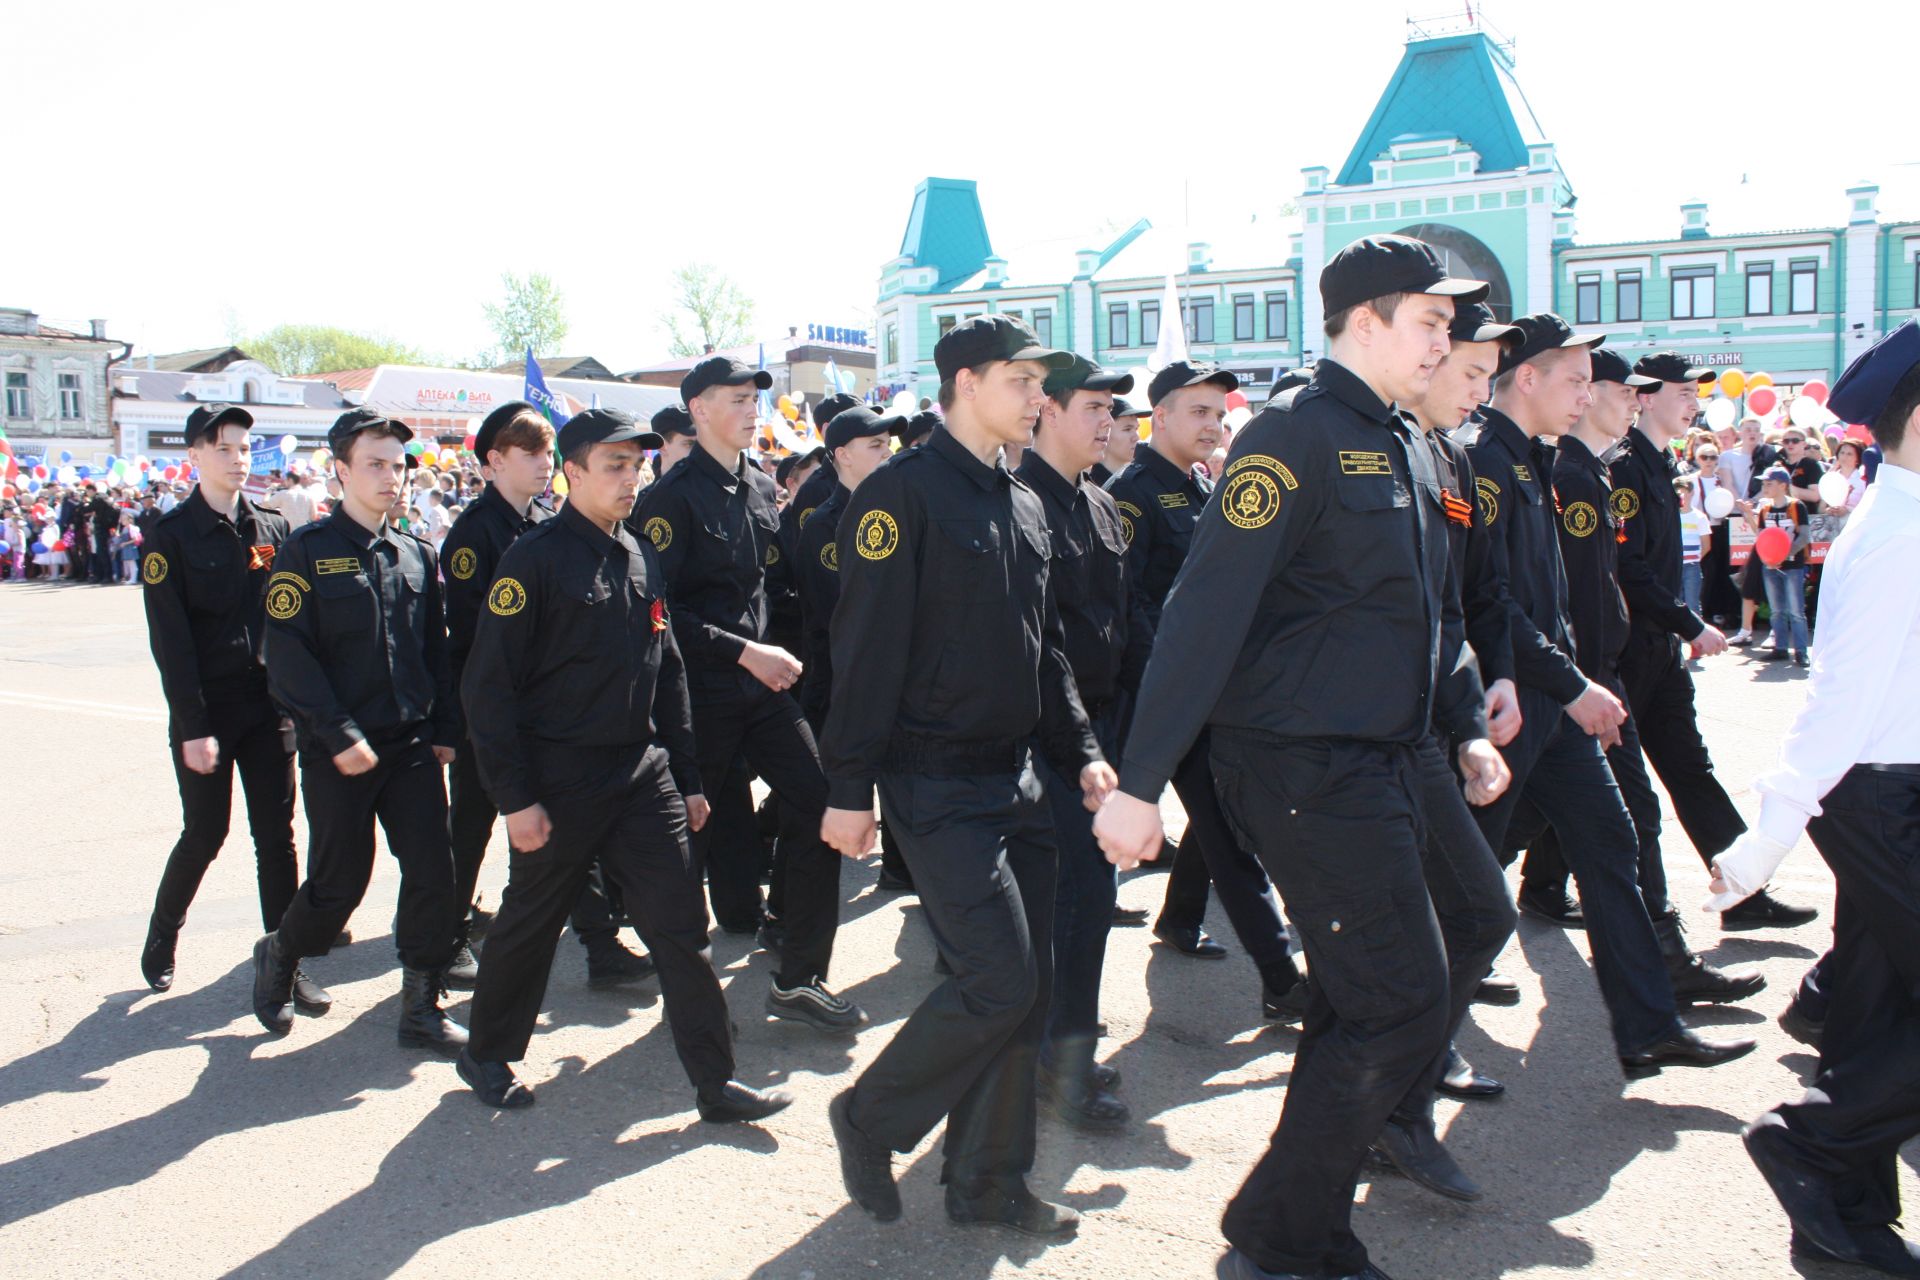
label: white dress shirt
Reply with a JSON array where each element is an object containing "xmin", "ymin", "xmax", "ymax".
[{"xmin": 1719, "ymin": 448, "xmax": 1754, "ymax": 499}]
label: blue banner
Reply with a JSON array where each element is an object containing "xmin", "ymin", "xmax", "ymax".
[{"xmin": 524, "ymin": 347, "xmax": 571, "ymax": 428}]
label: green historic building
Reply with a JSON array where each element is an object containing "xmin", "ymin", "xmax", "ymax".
[{"xmin": 873, "ymin": 22, "xmax": 1919, "ymax": 404}]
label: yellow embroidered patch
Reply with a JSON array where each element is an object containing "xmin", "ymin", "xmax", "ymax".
[
  {"xmin": 1476, "ymin": 476, "xmax": 1501, "ymax": 526},
  {"xmin": 1610, "ymin": 488, "xmax": 1640, "ymax": 520},
  {"xmin": 1225, "ymin": 452, "xmax": 1299, "ymax": 489},
  {"xmin": 315, "ymin": 557, "xmax": 361, "ymax": 576},
  {"xmin": 1156, "ymin": 491, "xmax": 1189, "ymax": 509},
  {"xmin": 1339, "ymin": 450, "xmax": 1391, "ymax": 477},
  {"xmin": 797, "ymin": 506, "xmax": 817, "ymax": 530},
  {"xmin": 765, "ymin": 542, "xmax": 780, "ymax": 566},
  {"xmin": 141, "ymin": 552, "xmax": 168, "ymax": 584},
  {"xmin": 449, "ymin": 546, "xmax": 478, "ymax": 580},
  {"xmin": 820, "ymin": 541, "xmax": 838, "ymax": 571},
  {"xmin": 488, "ymin": 577, "xmax": 528, "ymax": 616},
  {"xmin": 643, "ymin": 517, "xmax": 672, "ymax": 551},
  {"xmin": 1562, "ymin": 501, "xmax": 1598, "ymax": 538},
  {"xmin": 855, "ymin": 510, "xmax": 899, "ymax": 561},
  {"xmin": 265, "ymin": 576, "xmax": 303, "ymax": 620},
  {"xmin": 1221, "ymin": 469, "xmax": 1282, "ymax": 530}
]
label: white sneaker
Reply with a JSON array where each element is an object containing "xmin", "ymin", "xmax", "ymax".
[{"xmin": 1728, "ymin": 629, "xmax": 1752, "ymax": 645}]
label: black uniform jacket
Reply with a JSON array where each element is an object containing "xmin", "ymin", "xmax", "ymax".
[
  {"xmin": 1609, "ymin": 427, "xmax": 1707, "ymax": 642},
  {"xmin": 794, "ymin": 481, "xmax": 852, "ymax": 727},
  {"xmin": 1552, "ymin": 434, "xmax": 1631, "ymax": 682},
  {"xmin": 440, "ymin": 483, "xmax": 551, "ymax": 686}
]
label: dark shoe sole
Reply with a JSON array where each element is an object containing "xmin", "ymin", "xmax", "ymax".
[
  {"xmin": 1720, "ymin": 914, "xmax": 1818, "ymax": 933},
  {"xmin": 398, "ymin": 1030, "xmax": 469, "ymax": 1058},
  {"xmin": 251, "ymin": 937, "xmax": 294, "ymax": 1035},
  {"xmin": 829, "ymin": 1091, "xmax": 901, "ymax": 1223},
  {"xmin": 1621, "ymin": 1040, "xmax": 1757, "ymax": 1078},
  {"xmin": 766, "ymin": 992, "xmax": 867, "ymax": 1033},
  {"xmin": 457, "ymin": 1055, "xmax": 535, "ymax": 1109},
  {"xmin": 946, "ymin": 1206, "xmax": 1080, "ymax": 1238},
  {"xmin": 1050, "ymin": 1100, "xmax": 1129, "ymax": 1133},
  {"xmin": 1517, "ymin": 900, "xmax": 1586, "ymax": 929},
  {"xmin": 1435, "ymin": 1079, "xmax": 1506, "ymax": 1101},
  {"xmin": 587, "ymin": 968, "xmax": 656, "ymax": 990},
  {"xmin": 698, "ymin": 1092, "xmax": 794, "ymax": 1124},
  {"xmin": 1672, "ymin": 975, "xmax": 1768, "ymax": 1005},
  {"xmin": 1371, "ymin": 1140, "xmax": 1483, "ymax": 1203},
  {"xmin": 1472, "ymin": 983, "xmax": 1522, "ymax": 1007},
  {"xmin": 291, "ymin": 991, "xmax": 332, "ymax": 1015}
]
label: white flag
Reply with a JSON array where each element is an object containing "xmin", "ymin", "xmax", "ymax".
[{"xmin": 1148, "ymin": 273, "xmax": 1189, "ymax": 374}]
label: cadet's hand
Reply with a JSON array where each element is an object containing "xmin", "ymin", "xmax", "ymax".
[
  {"xmin": 1564, "ymin": 681, "xmax": 1628, "ymax": 739},
  {"xmin": 1704, "ymin": 831, "xmax": 1792, "ymax": 912},
  {"xmin": 333, "ymin": 741, "xmax": 379, "ymax": 776},
  {"xmin": 504, "ymin": 803, "xmax": 552, "ymax": 854},
  {"xmin": 821, "ymin": 806, "xmax": 877, "ymax": 859},
  {"xmin": 1456, "ymin": 738, "xmax": 1511, "ymax": 806},
  {"xmin": 1093, "ymin": 790, "xmax": 1163, "ymax": 871},
  {"xmin": 739, "ymin": 640, "xmax": 804, "ymax": 693},
  {"xmin": 1483, "ymin": 678, "xmax": 1522, "ymax": 748},
  {"xmin": 1690, "ymin": 624, "xmax": 1729, "ymax": 659},
  {"xmin": 181, "ymin": 736, "xmax": 220, "ymax": 776},
  {"xmin": 685, "ymin": 793, "xmax": 710, "ymax": 832},
  {"xmin": 433, "ymin": 745, "xmax": 457, "ymax": 766},
  {"xmin": 1080, "ymin": 762, "xmax": 1118, "ymax": 812}
]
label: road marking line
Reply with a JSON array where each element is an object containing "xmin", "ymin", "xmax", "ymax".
[{"xmin": 0, "ymin": 690, "xmax": 166, "ymax": 722}]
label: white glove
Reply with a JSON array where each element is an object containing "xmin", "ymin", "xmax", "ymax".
[{"xmin": 1703, "ymin": 831, "xmax": 1794, "ymax": 912}]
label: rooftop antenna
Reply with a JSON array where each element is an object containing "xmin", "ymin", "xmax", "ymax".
[{"xmin": 1406, "ymin": 6, "xmax": 1515, "ymax": 59}]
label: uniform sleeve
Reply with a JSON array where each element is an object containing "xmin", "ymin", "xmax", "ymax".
[
  {"xmin": 1611, "ymin": 454, "xmax": 1706, "ymax": 640},
  {"xmin": 1036, "ymin": 562, "xmax": 1102, "ymax": 779},
  {"xmin": 139, "ymin": 523, "xmax": 213, "ymax": 741},
  {"xmin": 1472, "ymin": 455, "xmax": 1590, "ymax": 707},
  {"xmin": 636, "ymin": 482, "xmax": 751, "ymax": 664},
  {"xmin": 1453, "ymin": 447, "xmax": 1515, "ymax": 687},
  {"xmin": 439, "ymin": 516, "xmax": 491, "ymax": 683},
  {"xmin": 1117, "ymin": 420, "xmax": 1326, "ymax": 801},
  {"xmin": 1433, "ymin": 532, "xmax": 1490, "ymax": 745},
  {"xmin": 818, "ymin": 467, "xmax": 921, "ymax": 810},
  {"xmin": 264, "ymin": 536, "xmax": 363, "ymax": 757},
  {"xmin": 1552, "ymin": 465, "xmax": 1608, "ymax": 684},
  {"xmin": 1110, "ymin": 475, "xmax": 1163, "ymax": 643},
  {"xmin": 794, "ymin": 514, "xmax": 839, "ymax": 728},
  {"xmin": 418, "ymin": 541, "xmax": 460, "ymax": 748},
  {"xmin": 460, "ymin": 541, "xmax": 541, "ymax": 814}
]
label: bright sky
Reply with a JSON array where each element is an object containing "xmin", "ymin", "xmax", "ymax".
[{"xmin": 14, "ymin": 0, "xmax": 1916, "ymax": 372}]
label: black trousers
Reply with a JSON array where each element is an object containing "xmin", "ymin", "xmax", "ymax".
[
  {"xmin": 688, "ymin": 684, "xmax": 836, "ymax": 988},
  {"xmin": 447, "ymin": 737, "xmax": 622, "ymax": 949},
  {"xmin": 850, "ymin": 760, "xmax": 1057, "ymax": 1189},
  {"xmin": 465, "ymin": 744, "xmax": 733, "ymax": 1092},
  {"xmin": 1391, "ymin": 733, "xmax": 1517, "ymax": 1129},
  {"xmin": 1211, "ymin": 733, "xmax": 1446, "ymax": 1279},
  {"xmin": 1766, "ymin": 768, "xmax": 1920, "ymax": 1229},
  {"xmin": 1620, "ymin": 627, "xmax": 1747, "ymax": 863},
  {"xmin": 152, "ymin": 701, "xmax": 298, "ymax": 933},
  {"xmin": 1156, "ymin": 732, "xmax": 1296, "ymax": 990},
  {"xmin": 1518, "ymin": 695, "xmax": 1672, "ymax": 915},
  {"xmin": 276, "ymin": 739, "xmax": 461, "ymax": 970},
  {"xmin": 1701, "ymin": 524, "xmax": 1739, "ymax": 622},
  {"xmin": 702, "ymin": 762, "xmax": 766, "ymax": 930},
  {"xmin": 1040, "ymin": 711, "xmax": 1121, "ymax": 1080}
]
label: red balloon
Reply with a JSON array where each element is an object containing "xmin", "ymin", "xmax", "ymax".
[
  {"xmin": 1224, "ymin": 391, "xmax": 1250, "ymax": 411},
  {"xmin": 0, "ymin": 485, "xmax": 12, "ymax": 499},
  {"xmin": 0, "ymin": 437, "xmax": 12, "ymax": 454},
  {"xmin": 463, "ymin": 433, "xmax": 479, "ymax": 452},
  {"xmin": 1799, "ymin": 379, "xmax": 1830, "ymax": 406},
  {"xmin": 33, "ymin": 465, "xmax": 48, "ymax": 479},
  {"xmin": 1747, "ymin": 386, "xmax": 1778, "ymax": 416},
  {"xmin": 1754, "ymin": 526, "xmax": 1792, "ymax": 567}
]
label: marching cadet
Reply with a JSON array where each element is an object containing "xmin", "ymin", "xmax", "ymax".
[
  {"xmin": 645, "ymin": 403, "xmax": 698, "ymax": 491},
  {"xmin": 1090, "ymin": 395, "xmax": 1145, "ymax": 486},
  {"xmin": 440, "ymin": 401, "xmax": 651, "ymax": 989},
  {"xmin": 1095, "ymin": 234, "xmax": 1501, "ymax": 1280},
  {"xmin": 1616, "ymin": 352, "xmax": 1817, "ymax": 931},
  {"xmin": 453, "ymin": 408, "xmax": 791, "ymax": 1123},
  {"xmin": 1018, "ymin": 355, "xmax": 1149, "ymax": 1131},
  {"xmin": 1107, "ymin": 361, "xmax": 1306, "ymax": 1018},
  {"xmin": 821, "ymin": 315, "xmax": 1113, "ymax": 1236},
  {"xmin": 635, "ymin": 356, "xmax": 864, "ymax": 1033},
  {"xmin": 138, "ymin": 403, "xmax": 315, "ymax": 1006},
  {"xmin": 251, "ymin": 409, "xmax": 466, "ymax": 1054},
  {"xmin": 1714, "ymin": 320, "xmax": 1920, "ymax": 1277}
]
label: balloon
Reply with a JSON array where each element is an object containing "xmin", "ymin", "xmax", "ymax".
[
  {"xmin": 53, "ymin": 538, "xmax": 67, "ymax": 552},
  {"xmin": 1745, "ymin": 371, "xmax": 1773, "ymax": 390},
  {"xmin": 0, "ymin": 436, "xmax": 10, "ymax": 453},
  {"xmin": 32, "ymin": 465, "xmax": 47, "ymax": 479},
  {"xmin": 279, "ymin": 434, "xmax": 298, "ymax": 455},
  {"xmin": 58, "ymin": 466, "xmax": 78, "ymax": 484},
  {"xmin": 1225, "ymin": 391, "xmax": 1250, "ymax": 412},
  {"xmin": 58, "ymin": 450, "xmax": 73, "ymax": 463},
  {"xmin": 781, "ymin": 401, "xmax": 800, "ymax": 422},
  {"xmin": 1799, "ymin": 379, "xmax": 1829, "ymax": 406},
  {"xmin": 1845, "ymin": 423, "xmax": 1872, "ymax": 442},
  {"xmin": 75, "ymin": 465, "xmax": 91, "ymax": 478},
  {"xmin": 30, "ymin": 540, "xmax": 46, "ymax": 554},
  {"xmin": 1704, "ymin": 487, "xmax": 1735, "ymax": 520},
  {"xmin": 0, "ymin": 541, "xmax": 8, "ymax": 554},
  {"xmin": 312, "ymin": 450, "xmax": 329, "ymax": 468},
  {"xmin": 419, "ymin": 450, "xmax": 438, "ymax": 467},
  {"xmin": 890, "ymin": 391, "xmax": 916, "ymax": 414},
  {"xmin": 1717, "ymin": 370, "xmax": 1746, "ymax": 398},
  {"xmin": 1788, "ymin": 397, "xmax": 1823, "ymax": 429},
  {"xmin": 1225, "ymin": 406, "xmax": 1253, "ymax": 430},
  {"xmin": 26, "ymin": 479, "xmax": 39, "ymax": 492},
  {"xmin": 463, "ymin": 434, "xmax": 478, "ymax": 452},
  {"xmin": 776, "ymin": 394, "xmax": 794, "ymax": 413},
  {"xmin": 1754, "ymin": 526, "xmax": 1791, "ymax": 567},
  {"xmin": 405, "ymin": 440, "xmax": 424, "ymax": 456},
  {"xmin": 1747, "ymin": 386, "xmax": 1778, "ymax": 416},
  {"xmin": 1704, "ymin": 398, "xmax": 1738, "ymax": 431},
  {"xmin": 1818, "ymin": 471, "xmax": 1851, "ymax": 508},
  {"xmin": 550, "ymin": 472, "xmax": 569, "ymax": 497},
  {"xmin": 0, "ymin": 486, "xmax": 11, "ymax": 500}
]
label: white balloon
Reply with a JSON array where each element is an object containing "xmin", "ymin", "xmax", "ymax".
[
  {"xmin": 1705, "ymin": 487, "xmax": 1735, "ymax": 519},
  {"xmin": 1704, "ymin": 397, "xmax": 1738, "ymax": 431},
  {"xmin": 1788, "ymin": 396, "xmax": 1822, "ymax": 429},
  {"xmin": 1817, "ymin": 470, "xmax": 1850, "ymax": 508},
  {"xmin": 1224, "ymin": 406, "xmax": 1253, "ymax": 430},
  {"xmin": 890, "ymin": 390, "xmax": 916, "ymax": 414}
]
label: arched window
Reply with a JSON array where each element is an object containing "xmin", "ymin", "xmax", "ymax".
[{"xmin": 1395, "ymin": 223, "xmax": 1515, "ymax": 321}]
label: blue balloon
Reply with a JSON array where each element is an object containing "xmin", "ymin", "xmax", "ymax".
[
  {"xmin": 75, "ymin": 465, "xmax": 91, "ymax": 478},
  {"xmin": 31, "ymin": 540, "xmax": 46, "ymax": 554},
  {"xmin": 26, "ymin": 479, "xmax": 39, "ymax": 492},
  {"xmin": 58, "ymin": 450, "xmax": 72, "ymax": 463}
]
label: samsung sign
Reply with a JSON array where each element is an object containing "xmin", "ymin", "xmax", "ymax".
[{"xmin": 807, "ymin": 323, "xmax": 872, "ymax": 349}]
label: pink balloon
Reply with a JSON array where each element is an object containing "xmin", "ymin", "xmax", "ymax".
[
  {"xmin": 1799, "ymin": 379, "xmax": 1830, "ymax": 406},
  {"xmin": 1747, "ymin": 386, "xmax": 1778, "ymax": 416},
  {"xmin": 1755, "ymin": 526, "xmax": 1792, "ymax": 567}
]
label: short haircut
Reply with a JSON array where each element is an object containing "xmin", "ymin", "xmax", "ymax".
[
  {"xmin": 335, "ymin": 420, "xmax": 409, "ymax": 463},
  {"xmin": 1672, "ymin": 475, "xmax": 1694, "ymax": 491},
  {"xmin": 1875, "ymin": 362, "xmax": 1920, "ymax": 452},
  {"xmin": 1494, "ymin": 343, "xmax": 1575, "ymax": 395},
  {"xmin": 937, "ymin": 361, "xmax": 995, "ymax": 411},
  {"xmin": 1323, "ymin": 291, "xmax": 1406, "ymax": 339},
  {"xmin": 491, "ymin": 409, "xmax": 555, "ymax": 459}
]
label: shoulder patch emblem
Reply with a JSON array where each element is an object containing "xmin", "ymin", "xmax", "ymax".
[
  {"xmin": 855, "ymin": 510, "xmax": 899, "ymax": 561},
  {"xmin": 488, "ymin": 577, "xmax": 527, "ymax": 616},
  {"xmin": 765, "ymin": 541, "xmax": 780, "ymax": 566},
  {"xmin": 1338, "ymin": 450, "xmax": 1392, "ymax": 477},
  {"xmin": 1562, "ymin": 501, "xmax": 1598, "ymax": 538},
  {"xmin": 797, "ymin": 506, "xmax": 817, "ymax": 530},
  {"xmin": 314, "ymin": 556, "xmax": 361, "ymax": 576},
  {"xmin": 1221, "ymin": 468, "xmax": 1282, "ymax": 530},
  {"xmin": 1475, "ymin": 476, "xmax": 1501, "ymax": 526},
  {"xmin": 1610, "ymin": 488, "xmax": 1640, "ymax": 520},
  {"xmin": 1225, "ymin": 453, "xmax": 1300, "ymax": 490},
  {"xmin": 449, "ymin": 546, "xmax": 478, "ymax": 580},
  {"xmin": 265, "ymin": 573, "xmax": 304, "ymax": 621},
  {"xmin": 1156, "ymin": 491, "xmax": 1190, "ymax": 509},
  {"xmin": 820, "ymin": 541, "xmax": 838, "ymax": 572},
  {"xmin": 140, "ymin": 552, "xmax": 168, "ymax": 585},
  {"xmin": 643, "ymin": 517, "xmax": 672, "ymax": 551}
]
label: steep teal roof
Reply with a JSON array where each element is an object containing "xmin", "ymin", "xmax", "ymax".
[
  {"xmin": 1336, "ymin": 33, "xmax": 1548, "ymax": 187},
  {"xmin": 899, "ymin": 178, "xmax": 993, "ymax": 292}
]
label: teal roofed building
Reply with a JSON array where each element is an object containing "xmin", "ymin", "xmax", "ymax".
[{"xmin": 873, "ymin": 15, "xmax": 1919, "ymax": 403}]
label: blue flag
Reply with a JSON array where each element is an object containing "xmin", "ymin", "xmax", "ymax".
[{"xmin": 524, "ymin": 347, "xmax": 571, "ymax": 428}]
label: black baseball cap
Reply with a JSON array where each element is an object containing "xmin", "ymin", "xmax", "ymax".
[
  {"xmin": 327, "ymin": 408, "xmax": 413, "ymax": 454},
  {"xmin": 1110, "ymin": 396, "xmax": 1146, "ymax": 420},
  {"xmin": 1268, "ymin": 369, "xmax": 1313, "ymax": 400},
  {"xmin": 1498, "ymin": 313, "xmax": 1605, "ymax": 376},
  {"xmin": 650, "ymin": 404, "xmax": 696, "ymax": 438},
  {"xmin": 812, "ymin": 392, "xmax": 860, "ymax": 428},
  {"xmin": 1829, "ymin": 318, "xmax": 1920, "ymax": 426},
  {"xmin": 776, "ymin": 448, "xmax": 826, "ymax": 486},
  {"xmin": 184, "ymin": 403, "xmax": 254, "ymax": 447},
  {"xmin": 898, "ymin": 411, "xmax": 940, "ymax": 447},
  {"xmin": 825, "ymin": 406, "xmax": 909, "ymax": 452},
  {"xmin": 1044, "ymin": 355, "xmax": 1134, "ymax": 399},
  {"xmin": 681, "ymin": 356, "xmax": 773, "ymax": 402},
  {"xmin": 1447, "ymin": 302, "xmax": 1520, "ymax": 349},
  {"xmin": 1320, "ymin": 234, "xmax": 1490, "ymax": 316},
  {"xmin": 1147, "ymin": 362, "xmax": 1238, "ymax": 407},
  {"xmin": 933, "ymin": 315, "xmax": 1071, "ymax": 382},
  {"xmin": 1633, "ymin": 351, "xmax": 1716, "ymax": 384},
  {"xmin": 556, "ymin": 408, "xmax": 661, "ymax": 457},
  {"xmin": 474, "ymin": 400, "xmax": 538, "ymax": 460},
  {"xmin": 1590, "ymin": 348, "xmax": 1661, "ymax": 390}
]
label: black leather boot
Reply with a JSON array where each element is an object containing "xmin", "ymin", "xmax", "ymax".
[
  {"xmin": 251, "ymin": 933, "xmax": 297, "ymax": 1034},
  {"xmin": 398, "ymin": 966, "xmax": 469, "ymax": 1056},
  {"xmin": 141, "ymin": 912, "xmax": 180, "ymax": 992},
  {"xmin": 1651, "ymin": 911, "xmax": 1766, "ymax": 1003}
]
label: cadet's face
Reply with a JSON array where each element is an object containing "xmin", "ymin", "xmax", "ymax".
[
  {"xmin": 1585, "ymin": 381, "xmax": 1641, "ymax": 439},
  {"xmin": 1641, "ymin": 381, "xmax": 1699, "ymax": 437},
  {"xmin": 488, "ymin": 443, "xmax": 554, "ymax": 499},
  {"xmin": 1531, "ymin": 350, "xmax": 1594, "ymax": 433},
  {"xmin": 1419, "ymin": 339, "xmax": 1502, "ymax": 430},
  {"xmin": 968, "ymin": 359, "xmax": 1050, "ymax": 447},
  {"xmin": 188, "ymin": 424, "xmax": 253, "ymax": 492},
  {"xmin": 567, "ymin": 441, "xmax": 647, "ymax": 523},
  {"xmin": 1152, "ymin": 385, "xmax": 1227, "ymax": 469},
  {"xmin": 1048, "ymin": 389, "xmax": 1115, "ymax": 473},
  {"xmin": 658, "ymin": 433, "xmax": 695, "ymax": 472},
  {"xmin": 1378, "ymin": 296, "xmax": 1454, "ymax": 404},
  {"xmin": 1107, "ymin": 414, "xmax": 1142, "ymax": 463},
  {"xmin": 336, "ymin": 434, "xmax": 409, "ymax": 514},
  {"xmin": 785, "ymin": 457, "xmax": 820, "ymax": 496},
  {"xmin": 697, "ymin": 385, "xmax": 759, "ymax": 452},
  {"xmin": 833, "ymin": 433, "xmax": 894, "ymax": 491}
]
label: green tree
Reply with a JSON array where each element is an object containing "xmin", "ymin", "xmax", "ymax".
[
  {"xmin": 483, "ymin": 271, "xmax": 569, "ymax": 362},
  {"xmin": 244, "ymin": 324, "xmax": 423, "ymax": 375},
  {"xmin": 660, "ymin": 263, "xmax": 755, "ymax": 357}
]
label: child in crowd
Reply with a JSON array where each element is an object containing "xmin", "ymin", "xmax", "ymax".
[
  {"xmin": 1746, "ymin": 465, "xmax": 1812, "ymax": 667},
  {"xmin": 1674, "ymin": 474, "xmax": 1710, "ymax": 615}
]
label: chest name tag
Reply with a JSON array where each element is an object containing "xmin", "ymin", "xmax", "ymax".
[
  {"xmin": 1339, "ymin": 451, "xmax": 1392, "ymax": 477},
  {"xmin": 1156, "ymin": 491, "xmax": 1189, "ymax": 509},
  {"xmin": 315, "ymin": 557, "xmax": 362, "ymax": 576},
  {"xmin": 1513, "ymin": 464, "xmax": 1533, "ymax": 483}
]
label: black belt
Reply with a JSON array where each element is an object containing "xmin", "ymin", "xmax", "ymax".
[{"xmin": 1866, "ymin": 763, "xmax": 1920, "ymax": 777}]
